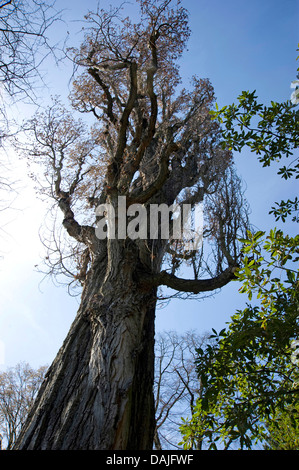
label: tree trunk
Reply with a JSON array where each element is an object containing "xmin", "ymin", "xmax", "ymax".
[{"xmin": 14, "ymin": 241, "xmax": 158, "ymax": 450}]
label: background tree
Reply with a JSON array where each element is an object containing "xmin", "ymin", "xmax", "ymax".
[
  {"xmin": 0, "ymin": 362, "xmax": 47, "ymax": 450},
  {"xmin": 13, "ymin": 0, "xmax": 249, "ymax": 450},
  {"xmin": 211, "ymin": 84, "xmax": 299, "ymax": 222},
  {"xmin": 154, "ymin": 330, "xmax": 211, "ymax": 450},
  {"xmin": 180, "ymin": 67, "xmax": 299, "ymax": 450}
]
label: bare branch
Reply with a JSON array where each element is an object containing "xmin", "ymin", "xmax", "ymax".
[
  {"xmin": 0, "ymin": 0, "xmax": 62, "ymax": 100},
  {"xmin": 113, "ymin": 61, "xmax": 138, "ymax": 174},
  {"xmin": 87, "ymin": 68, "xmax": 118, "ymax": 125},
  {"xmin": 143, "ymin": 265, "xmax": 239, "ymax": 294}
]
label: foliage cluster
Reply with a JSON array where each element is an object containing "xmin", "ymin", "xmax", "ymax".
[
  {"xmin": 180, "ymin": 61, "xmax": 299, "ymax": 450},
  {"xmin": 211, "ymin": 90, "xmax": 299, "ymax": 222}
]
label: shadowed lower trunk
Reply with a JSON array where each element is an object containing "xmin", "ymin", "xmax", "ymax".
[{"xmin": 14, "ymin": 242, "xmax": 158, "ymax": 450}]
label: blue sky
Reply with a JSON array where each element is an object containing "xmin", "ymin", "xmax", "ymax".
[{"xmin": 0, "ymin": 0, "xmax": 298, "ymax": 369}]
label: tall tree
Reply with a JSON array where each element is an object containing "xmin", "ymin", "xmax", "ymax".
[
  {"xmin": 180, "ymin": 66, "xmax": 299, "ymax": 450},
  {"xmin": 14, "ymin": 0, "xmax": 248, "ymax": 450}
]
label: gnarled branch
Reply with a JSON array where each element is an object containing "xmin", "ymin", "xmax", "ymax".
[{"xmin": 141, "ymin": 265, "xmax": 239, "ymax": 294}]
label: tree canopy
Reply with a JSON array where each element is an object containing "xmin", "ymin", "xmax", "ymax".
[{"xmin": 14, "ymin": 0, "xmax": 249, "ymax": 298}]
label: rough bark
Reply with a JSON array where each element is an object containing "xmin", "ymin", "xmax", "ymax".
[{"xmin": 14, "ymin": 242, "xmax": 158, "ymax": 450}]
